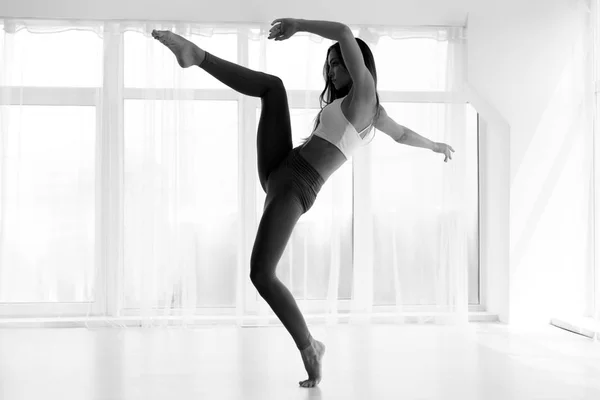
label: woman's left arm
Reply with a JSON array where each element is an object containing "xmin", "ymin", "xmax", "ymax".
[
  {"xmin": 270, "ymin": 18, "xmax": 347, "ymax": 42},
  {"xmin": 295, "ymin": 19, "xmax": 347, "ymax": 41},
  {"xmin": 269, "ymin": 18, "xmax": 373, "ymax": 93}
]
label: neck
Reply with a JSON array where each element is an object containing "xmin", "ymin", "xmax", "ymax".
[{"xmin": 335, "ymin": 84, "xmax": 351, "ymax": 98}]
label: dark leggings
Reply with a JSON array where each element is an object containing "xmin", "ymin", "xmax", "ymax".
[{"xmin": 199, "ymin": 51, "xmax": 316, "ymax": 350}]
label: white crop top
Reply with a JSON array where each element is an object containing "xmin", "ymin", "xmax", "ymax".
[{"xmin": 307, "ymin": 96, "xmax": 375, "ymax": 160}]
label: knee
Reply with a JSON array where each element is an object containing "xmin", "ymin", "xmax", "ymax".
[
  {"xmin": 263, "ymin": 74, "xmax": 285, "ymax": 92},
  {"xmin": 249, "ymin": 268, "xmax": 274, "ymax": 290},
  {"xmin": 269, "ymin": 74, "xmax": 284, "ymax": 87}
]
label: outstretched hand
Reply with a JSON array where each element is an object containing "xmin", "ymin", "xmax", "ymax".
[
  {"xmin": 434, "ymin": 142, "xmax": 455, "ymax": 163},
  {"xmin": 269, "ymin": 18, "xmax": 300, "ymax": 41}
]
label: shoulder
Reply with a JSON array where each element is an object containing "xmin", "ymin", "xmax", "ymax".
[
  {"xmin": 345, "ymin": 72, "xmax": 376, "ymax": 112},
  {"xmin": 347, "ymin": 87, "xmax": 377, "ymax": 116},
  {"xmin": 354, "ymin": 73, "xmax": 376, "ymax": 103}
]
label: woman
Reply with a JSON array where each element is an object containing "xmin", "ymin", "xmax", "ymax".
[{"xmin": 152, "ymin": 18, "xmax": 454, "ymax": 388}]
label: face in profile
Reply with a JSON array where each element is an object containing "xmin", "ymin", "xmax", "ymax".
[{"xmin": 327, "ymin": 48, "xmax": 351, "ymax": 92}]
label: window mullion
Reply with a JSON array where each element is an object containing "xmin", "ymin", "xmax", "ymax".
[
  {"xmin": 238, "ymin": 29, "xmax": 260, "ymax": 319},
  {"xmin": 98, "ymin": 23, "xmax": 125, "ymax": 318}
]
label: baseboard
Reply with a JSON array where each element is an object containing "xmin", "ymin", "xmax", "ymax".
[
  {"xmin": 550, "ymin": 316, "xmax": 600, "ymax": 340},
  {"xmin": 0, "ymin": 311, "xmax": 499, "ymax": 329}
]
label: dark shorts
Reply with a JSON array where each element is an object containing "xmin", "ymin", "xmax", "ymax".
[{"xmin": 265, "ymin": 146, "xmax": 325, "ymax": 214}]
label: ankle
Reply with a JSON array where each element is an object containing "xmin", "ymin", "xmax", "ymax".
[
  {"xmin": 195, "ymin": 48, "xmax": 207, "ymax": 66},
  {"xmin": 299, "ymin": 334, "xmax": 315, "ymax": 352}
]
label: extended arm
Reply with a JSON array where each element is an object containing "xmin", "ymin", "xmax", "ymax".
[
  {"xmin": 399, "ymin": 127, "xmax": 438, "ymax": 151},
  {"xmin": 375, "ymin": 106, "xmax": 438, "ymax": 151}
]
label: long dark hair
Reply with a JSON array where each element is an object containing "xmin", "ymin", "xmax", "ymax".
[{"xmin": 300, "ymin": 37, "xmax": 381, "ymax": 146}]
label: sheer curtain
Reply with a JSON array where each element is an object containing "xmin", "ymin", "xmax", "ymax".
[{"xmin": 0, "ymin": 19, "xmax": 472, "ymax": 329}]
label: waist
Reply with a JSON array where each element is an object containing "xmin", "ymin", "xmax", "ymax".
[{"xmin": 297, "ymin": 135, "xmax": 347, "ymax": 181}]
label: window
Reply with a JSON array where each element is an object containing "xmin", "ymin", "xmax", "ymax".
[
  {"xmin": 0, "ymin": 28, "xmax": 101, "ymax": 307},
  {"xmin": 0, "ymin": 22, "xmax": 477, "ymax": 319}
]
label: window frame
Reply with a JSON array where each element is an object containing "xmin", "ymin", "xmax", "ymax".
[{"xmin": 0, "ymin": 25, "xmax": 485, "ymax": 321}]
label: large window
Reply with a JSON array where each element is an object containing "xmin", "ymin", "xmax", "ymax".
[
  {"xmin": 0, "ymin": 29, "xmax": 101, "ymax": 305},
  {"xmin": 0, "ymin": 22, "xmax": 478, "ymax": 319}
]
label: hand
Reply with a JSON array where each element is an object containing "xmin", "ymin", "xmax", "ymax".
[
  {"xmin": 269, "ymin": 18, "xmax": 300, "ymax": 41},
  {"xmin": 434, "ymin": 142, "xmax": 455, "ymax": 163}
]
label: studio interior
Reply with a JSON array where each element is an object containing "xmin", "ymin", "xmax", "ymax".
[{"xmin": 0, "ymin": 0, "xmax": 599, "ymax": 399}]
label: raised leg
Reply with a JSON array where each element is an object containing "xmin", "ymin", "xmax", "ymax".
[{"xmin": 152, "ymin": 30, "xmax": 293, "ymax": 192}]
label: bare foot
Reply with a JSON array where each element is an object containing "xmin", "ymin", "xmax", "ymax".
[
  {"xmin": 299, "ymin": 338, "xmax": 326, "ymax": 388},
  {"xmin": 151, "ymin": 30, "xmax": 204, "ymax": 68}
]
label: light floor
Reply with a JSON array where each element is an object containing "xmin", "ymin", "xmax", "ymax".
[{"xmin": 0, "ymin": 322, "xmax": 599, "ymax": 400}]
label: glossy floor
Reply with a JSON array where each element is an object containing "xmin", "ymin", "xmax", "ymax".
[{"xmin": 0, "ymin": 322, "xmax": 598, "ymax": 400}]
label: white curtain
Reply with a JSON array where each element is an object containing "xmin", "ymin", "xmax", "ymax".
[
  {"xmin": 596, "ymin": 0, "xmax": 600, "ymax": 328},
  {"xmin": 0, "ymin": 19, "xmax": 473, "ymax": 329}
]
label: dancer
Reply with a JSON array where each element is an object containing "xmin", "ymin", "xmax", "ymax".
[{"xmin": 152, "ymin": 18, "xmax": 454, "ymax": 388}]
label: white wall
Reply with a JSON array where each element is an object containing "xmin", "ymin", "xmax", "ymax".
[
  {"xmin": 0, "ymin": 0, "xmax": 469, "ymax": 26},
  {"xmin": 468, "ymin": 0, "xmax": 594, "ymax": 325},
  {"xmin": 0, "ymin": 0, "xmax": 594, "ymax": 326}
]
